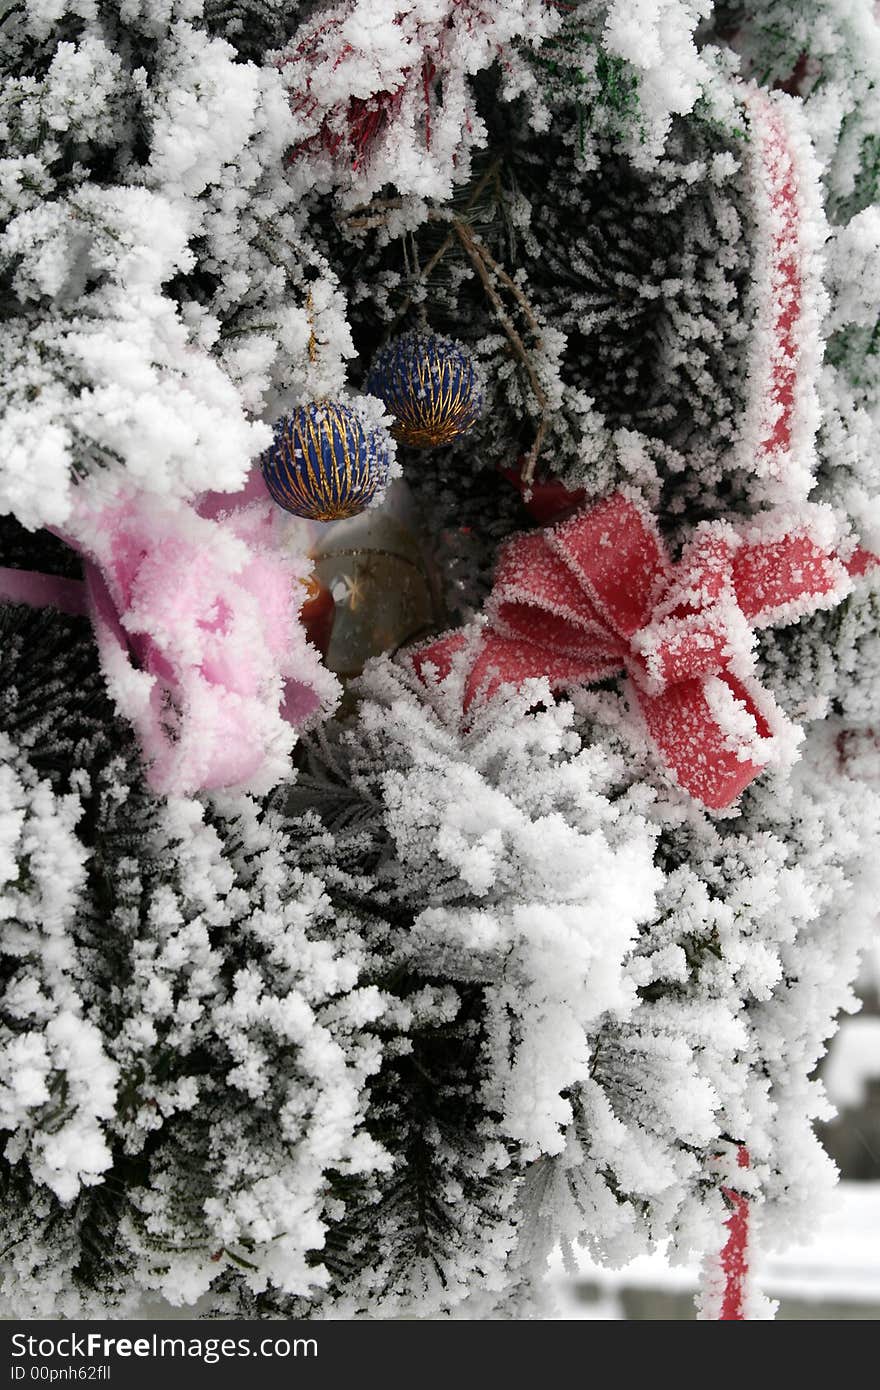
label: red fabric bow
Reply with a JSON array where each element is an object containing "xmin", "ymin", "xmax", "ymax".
[{"xmin": 413, "ymin": 492, "xmax": 861, "ymax": 810}]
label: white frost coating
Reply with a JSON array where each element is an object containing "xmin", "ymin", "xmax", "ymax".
[
  {"xmin": 0, "ymin": 744, "xmax": 118, "ymax": 1201},
  {"xmin": 0, "ymin": 16, "xmax": 362, "ymax": 524},
  {"xmin": 523, "ymin": 693, "xmax": 880, "ymax": 1283},
  {"xmin": 0, "ymin": 186, "xmax": 268, "ymax": 526},
  {"xmin": 99, "ymin": 791, "xmax": 388, "ymax": 1306},
  {"xmin": 356, "ymin": 657, "xmax": 661, "ymax": 1165},
  {"xmin": 603, "ymin": 1, "xmax": 714, "ymax": 164},
  {"xmin": 143, "ymin": 23, "xmax": 266, "ymax": 204},
  {"xmin": 826, "ymin": 205, "xmax": 880, "ymax": 330}
]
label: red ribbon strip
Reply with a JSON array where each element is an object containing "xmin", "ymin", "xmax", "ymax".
[
  {"xmin": 719, "ymin": 1145, "xmax": 751, "ymax": 1321},
  {"xmin": 746, "ymin": 90, "xmax": 803, "ymax": 466},
  {"xmin": 413, "ymin": 491, "xmax": 868, "ymax": 810}
]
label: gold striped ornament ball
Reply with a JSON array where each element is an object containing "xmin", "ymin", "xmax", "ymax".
[
  {"xmin": 260, "ymin": 401, "xmax": 391, "ymax": 521},
  {"xmin": 366, "ymin": 332, "xmax": 482, "ymax": 448}
]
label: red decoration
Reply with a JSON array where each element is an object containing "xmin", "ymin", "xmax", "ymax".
[
  {"xmin": 281, "ymin": 16, "xmax": 434, "ymax": 171},
  {"xmin": 300, "ymin": 571, "xmax": 335, "ymax": 656},
  {"xmin": 750, "ymin": 94, "xmax": 801, "ymax": 462},
  {"xmin": 290, "ymin": 85, "xmax": 407, "ymax": 171},
  {"xmin": 719, "ymin": 1145, "xmax": 751, "ymax": 1321},
  {"xmin": 500, "ymin": 461, "xmax": 586, "ymax": 526},
  {"xmin": 413, "ymin": 491, "xmax": 857, "ymax": 810},
  {"xmin": 773, "ymin": 51, "xmax": 813, "ymax": 99},
  {"xmin": 836, "ymin": 725, "xmax": 880, "ymax": 779}
]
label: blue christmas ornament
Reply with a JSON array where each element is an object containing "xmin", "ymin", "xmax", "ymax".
[
  {"xmin": 366, "ymin": 332, "xmax": 482, "ymax": 448},
  {"xmin": 260, "ymin": 401, "xmax": 391, "ymax": 521}
]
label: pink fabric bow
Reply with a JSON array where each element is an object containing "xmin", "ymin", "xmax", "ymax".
[
  {"xmin": 413, "ymin": 492, "xmax": 860, "ymax": 810},
  {"xmin": 1, "ymin": 471, "xmax": 339, "ymax": 797}
]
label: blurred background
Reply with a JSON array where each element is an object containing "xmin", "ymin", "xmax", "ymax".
[{"xmin": 550, "ymin": 942, "xmax": 880, "ymax": 1319}]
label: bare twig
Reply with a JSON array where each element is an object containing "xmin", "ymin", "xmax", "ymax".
[
  {"xmin": 452, "ymin": 219, "xmax": 549, "ymax": 486},
  {"xmin": 466, "ymin": 235, "xmax": 544, "ymax": 344},
  {"xmin": 393, "ymin": 160, "xmax": 503, "ymax": 322},
  {"xmin": 306, "ymin": 289, "xmax": 318, "ymax": 364}
]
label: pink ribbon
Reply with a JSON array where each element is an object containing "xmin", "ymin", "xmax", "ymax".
[
  {"xmin": 0, "ymin": 566, "xmax": 88, "ymax": 619},
  {"xmin": 0, "ymin": 471, "xmax": 337, "ymax": 797},
  {"xmin": 413, "ymin": 492, "xmax": 863, "ymax": 810}
]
